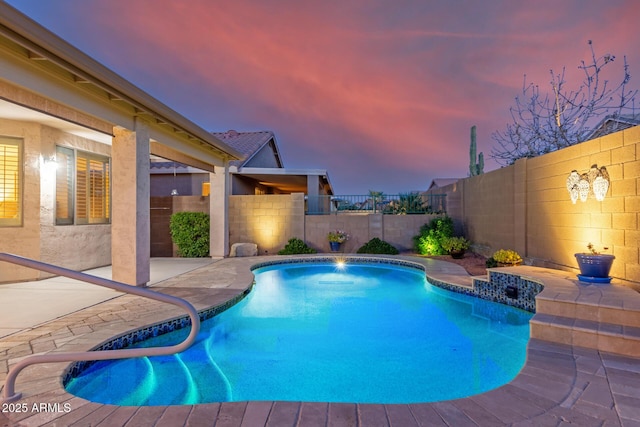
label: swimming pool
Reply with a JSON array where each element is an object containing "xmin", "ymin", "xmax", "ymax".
[{"xmin": 65, "ymin": 259, "xmax": 533, "ymax": 405}]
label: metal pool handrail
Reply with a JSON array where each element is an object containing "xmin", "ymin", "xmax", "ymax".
[{"xmin": 0, "ymin": 252, "xmax": 201, "ymax": 404}]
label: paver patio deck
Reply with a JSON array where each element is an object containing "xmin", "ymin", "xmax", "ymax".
[{"xmin": 1, "ymin": 255, "xmax": 639, "ymax": 426}]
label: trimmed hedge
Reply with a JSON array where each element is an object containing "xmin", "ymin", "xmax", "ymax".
[{"xmin": 169, "ymin": 212, "xmax": 210, "ymax": 257}]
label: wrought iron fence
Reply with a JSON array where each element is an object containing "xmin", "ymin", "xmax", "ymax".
[{"xmin": 305, "ymin": 193, "xmax": 446, "ymax": 215}]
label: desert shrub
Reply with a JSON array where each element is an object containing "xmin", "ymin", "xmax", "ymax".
[
  {"xmin": 169, "ymin": 212, "xmax": 210, "ymax": 257},
  {"xmin": 278, "ymin": 238, "xmax": 317, "ymax": 255},
  {"xmin": 356, "ymin": 238, "xmax": 399, "ymax": 255},
  {"xmin": 441, "ymin": 236, "xmax": 471, "ymax": 253},
  {"xmin": 413, "ymin": 215, "xmax": 454, "ymax": 255}
]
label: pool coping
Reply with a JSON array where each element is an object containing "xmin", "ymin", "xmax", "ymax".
[{"xmin": 1, "ymin": 254, "xmax": 640, "ymax": 426}]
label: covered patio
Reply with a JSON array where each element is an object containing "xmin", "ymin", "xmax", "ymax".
[{"xmin": 0, "ymin": 3, "xmax": 241, "ymax": 286}]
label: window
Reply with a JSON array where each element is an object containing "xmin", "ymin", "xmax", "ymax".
[
  {"xmin": 0, "ymin": 137, "xmax": 22, "ymax": 226},
  {"xmin": 56, "ymin": 146, "xmax": 74, "ymax": 225},
  {"xmin": 56, "ymin": 146, "xmax": 110, "ymax": 225}
]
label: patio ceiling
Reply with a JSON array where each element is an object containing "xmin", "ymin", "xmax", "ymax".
[
  {"xmin": 0, "ymin": 98, "xmax": 112, "ymax": 144},
  {"xmin": 236, "ymin": 167, "xmax": 333, "ymax": 194}
]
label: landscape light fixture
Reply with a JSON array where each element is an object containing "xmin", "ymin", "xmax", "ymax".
[{"xmin": 566, "ymin": 164, "xmax": 609, "ymax": 204}]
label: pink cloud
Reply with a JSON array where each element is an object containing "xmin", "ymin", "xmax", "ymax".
[{"xmin": 11, "ymin": 0, "xmax": 640, "ymax": 192}]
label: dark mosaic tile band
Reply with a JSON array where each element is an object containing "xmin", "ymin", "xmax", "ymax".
[
  {"xmin": 64, "ymin": 257, "xmax": 543, "ymax": 384},
  {"xmin": 429, "ymin": 270, "xmax": 543, "ymax": 313},
  {"xmin": 62, "ymin": 287, "xmax": 252, "ymax": 385},
  {"xmin": 250, "ymin": 255, "xmax": 428, "ymax": 273}
]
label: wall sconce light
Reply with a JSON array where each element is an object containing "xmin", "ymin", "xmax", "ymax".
[{"xmin": 566, "ymin": 164, "xmax": 609, "ymax": 204}]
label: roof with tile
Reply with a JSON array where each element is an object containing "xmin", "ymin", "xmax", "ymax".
[{"xmin": 210, "ymin": 130, "xmax": 284, "ymax": 168}]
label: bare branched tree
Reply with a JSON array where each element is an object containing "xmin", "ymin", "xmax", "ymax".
[{"xmin": 491, "ymin": 41, "xmax": 637, "ymax": 165}]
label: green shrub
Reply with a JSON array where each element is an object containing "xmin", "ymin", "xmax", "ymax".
[
  {"xmin": 356, "ymin": 238, "xmax": 399, "ymax": 255},
  {"xmin": 441, "ymin": 236, "xmax": 471, "ymax": 253},
  {"xmin": 486, "ymin": 257, "xmax": 498, "ymax": 268},
  {"xmin": 278, "ymin": 238, "xmax": 317, "ymax": 255},
  {"xmin": 413, "ymin": 216, "xmax": 454, "ymax": 255},
  {"xmin": 169, "ymin": 212, "xmax": 210, "ymax": 257}
]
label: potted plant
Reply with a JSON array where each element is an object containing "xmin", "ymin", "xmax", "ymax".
[
  {"xmin": 575, "ymin": 243, "xmax": 615, "ymax": 283},
  {"xmin": 491, "ymin": 249, "xmax": 522, "ymax": 267},
  {"xmin": 441, "ymin": 236, "xmax": 471, "ymax": 259},
  {"xmin": 327, "ymin": 230, "xmax": 349, "ymax": 252}
]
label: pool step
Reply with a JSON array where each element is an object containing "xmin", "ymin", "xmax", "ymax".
[
  {"xmin": 530, "ymin": 312, "xmax": 640, "ymax": 358},
  {"xmin": 535, "ymin": 293, "xmax": 640, "ymax": 328},
  {"xmin": 531, "ymin": 286, "xmax": 640, "ymax": 358}
]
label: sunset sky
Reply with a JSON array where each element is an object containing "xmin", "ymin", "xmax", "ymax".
[{"xmin": 6, "ymin": 1, "xmax": 640, "ymax": 194}]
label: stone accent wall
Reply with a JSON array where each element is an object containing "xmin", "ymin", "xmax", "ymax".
[{"xmin": 429, "ymin": 126, "xmax": 640, "ymax": 284}]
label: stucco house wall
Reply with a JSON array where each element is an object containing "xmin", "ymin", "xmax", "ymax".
[
  {"xmin": 39, "ymin": 126, "xmax": 112, "ymax": 273},
  {"xmin": 0, "ymin": 119, "xmax": 113, "ymax": 281},
  {"xmin": 0, "ymin": 119, "xmax": 42, "ymax": 282}
]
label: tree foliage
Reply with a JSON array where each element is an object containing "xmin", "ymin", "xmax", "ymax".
[{"xmin": 491, "ymin": 41, "xmax": 637, "ymax": 165}]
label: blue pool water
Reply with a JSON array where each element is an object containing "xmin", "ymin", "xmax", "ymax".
[{"xmin": 65, "ymin": 261, "xmax": 533, "ymax": 405}]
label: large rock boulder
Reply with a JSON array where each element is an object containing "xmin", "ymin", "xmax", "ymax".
[{"xmin": 230, "ymin": 243, "xmax": 258, "ymax": 257}]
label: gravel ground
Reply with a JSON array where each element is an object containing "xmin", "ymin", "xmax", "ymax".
[{"xmin": 419, "ymin": 252, "xmax": 488, "ymax": 276}]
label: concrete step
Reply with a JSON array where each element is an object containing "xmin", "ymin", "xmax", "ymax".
[
  {"xmin": 535, "ymin": 294, "xmax": 640, "ymax": 328},
  {"xmin": 530, "ymin": 312, "xmax": 640, "ymax": 358}
]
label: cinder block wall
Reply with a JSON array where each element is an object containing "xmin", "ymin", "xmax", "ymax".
[
  {"xmin": 431, "ymin": 126, "xmax": 639, "ymax": 283},
  {"xmin": 228, "ymin": 193, "xmax": 305, "ymax": 255},
  {"xmin": 303, "ymin": 214, "xmax": 441, "ymax": 253},
  {"xmin": 228, "ymin": 194, "xmax": 440, "ymax": 254},
  {"xmin": 525, "ymin": 127, "xmax": 639, "ymax": 282}
]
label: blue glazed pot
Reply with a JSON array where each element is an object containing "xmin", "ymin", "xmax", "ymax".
[
  {"xmin": 574, "ymin": 253, "xmax": 615, "ymax": 283},
  {"xmin": 329, "ymin": 241, "xmax": 342, "ymax": 252}
]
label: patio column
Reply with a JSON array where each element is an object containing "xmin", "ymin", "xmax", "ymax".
[
  {"xmin": 111, "ymin": 121, "xmax": 150, "ymax": 286},
  {"xmin": 210, "ymin": 161, "xmax": 229, "ymax": 257}
]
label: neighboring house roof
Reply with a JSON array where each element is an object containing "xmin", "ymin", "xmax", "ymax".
[
  {"xmin": 585, "ymin": 113, "xmax": 640, "ymax": 139},
  {"xmin": 210, "ymin": 130, "xmax": 284, "ymax": 168},
  {"xmin": 428, "ymin": 178, "xmax": 460, "ymax": 190}
]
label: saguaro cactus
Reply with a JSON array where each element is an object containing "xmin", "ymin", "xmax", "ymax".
[{"xmin": 469, "ymin": 125, "xmax": 484, "ymax": 176}]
